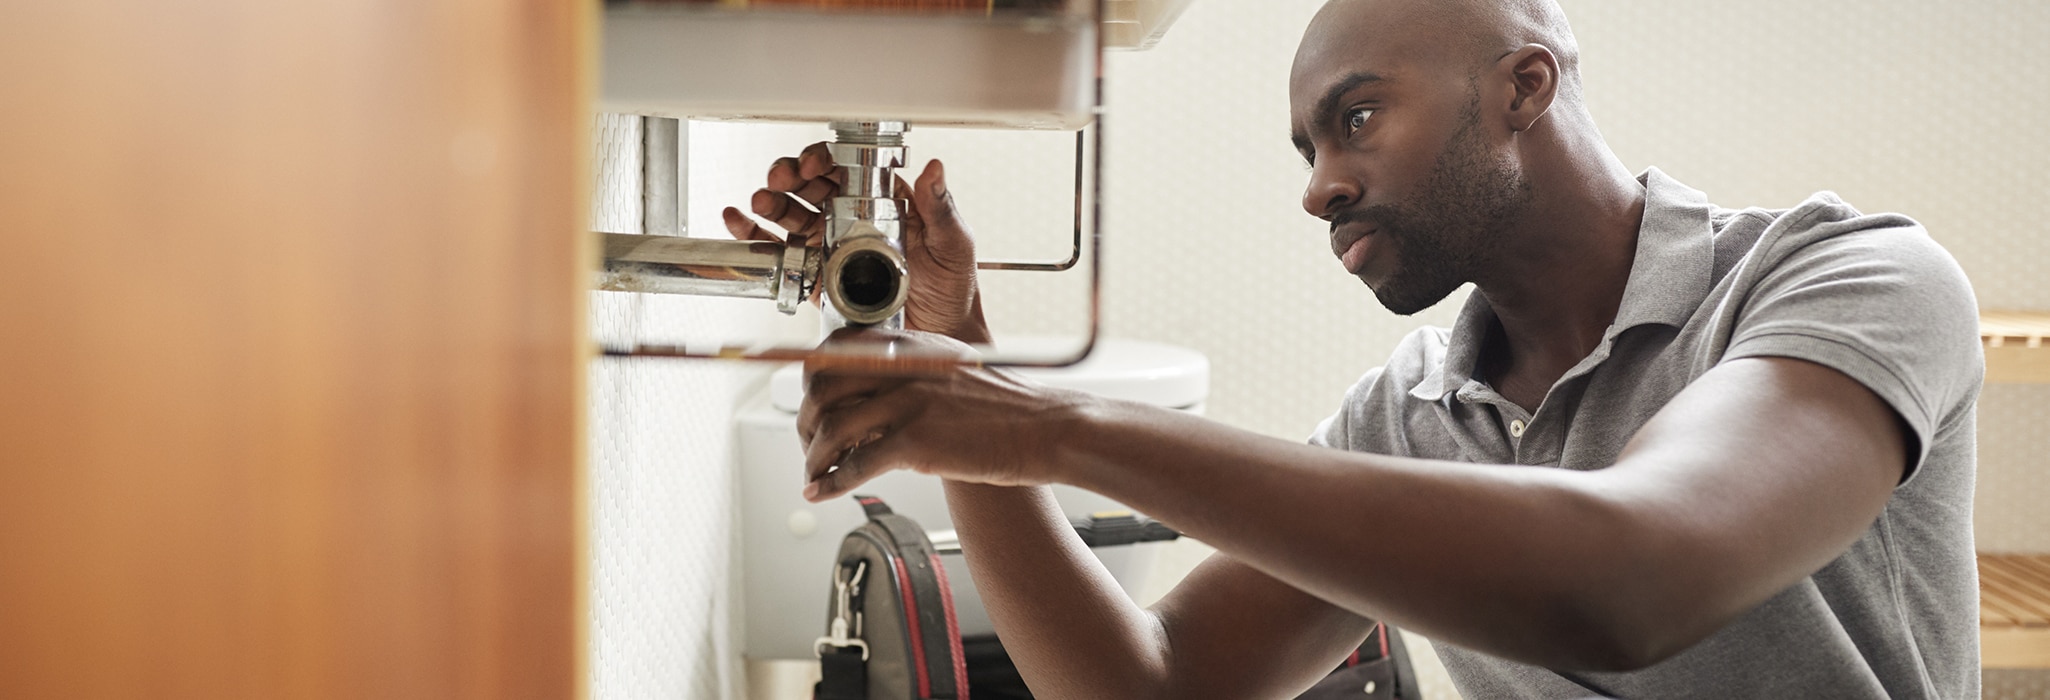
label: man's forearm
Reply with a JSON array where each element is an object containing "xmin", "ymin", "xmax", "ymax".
[
  {"xmin": 942, "ymin": 482, "xmax": 1169, "ymax": 698},
  {"xmin": 1027, "ymin": 356, "xmax": 1907, "ymax": 673},
  {"xmin": 1053, "ymin": 397, "xmax": 1666, "ymax": 670}
]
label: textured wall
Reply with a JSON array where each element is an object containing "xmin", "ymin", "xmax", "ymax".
[{"xmin": 588, "ymin": 117, "xmax": 824, "ymax": 700}]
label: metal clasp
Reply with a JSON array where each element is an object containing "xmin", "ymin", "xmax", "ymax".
[{"xmin": 814, "ymin": 559, "xmax": 869, "ymax": 660}]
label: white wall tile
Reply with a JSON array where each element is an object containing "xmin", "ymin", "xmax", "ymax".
[{"xmin": 588, "ymin": 116, "xmax": 823, "ymax": 700}]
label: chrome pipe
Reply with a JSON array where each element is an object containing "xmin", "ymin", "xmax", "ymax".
[
  {"xmin": 595, "ymin": 232, "xmax": 817, "ymax": 314},
  {"xmin": 822, "ymin": 121, "xmax": 912, "ymax": 329}
]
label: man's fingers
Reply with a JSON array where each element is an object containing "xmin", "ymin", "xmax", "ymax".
[
  {"xmin": 791, "ymin": 177, "xmax": 840, "ymax": 209},
  {"xmin": 802, "ymin": 389, "xmax": 924, "ymax": 499},
  {"xmin": 796, "ymin": 383, "xmax": 879, "ymax": 445},
  {"xmin": 765, "ymin": 156, "xmax": 805, "ymax": 191},
  {"xmin": 799, "ymin": 142, "xmax": 837, "ymax": 181},
  {"xmin": 805, "ymin": 438, "xmax": 897, "ymax": 503},
  {"xmin": 722, "ymin": 207, "xmax": 781, "ymax": 243},
  {"xmin": 798, "ymin": 370, "xmax": 899, "ymax": 441},
  {"xmin": 896, "ymin": 174, "xmax": 922, "ymax": 227},
  {"xmin": 909, "ymin": 159, "xmax": 978, "ymax": 274},
  {"xmin": 767, "ymin": 157, "xmax": 840, "ymax": 205},
  {"xmin": 751, "ymin": 189, "xmax": 822, "ymax": 235},
  {"xmin": 802, "ymin": 377, "xmax": 920, "ymax": 475},
  {"xmin": 799, "ymin": 328, "xmax": 911, "ymax": 440}
]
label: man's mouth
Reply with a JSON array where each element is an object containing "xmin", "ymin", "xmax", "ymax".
[{"xmin": 1331, "ymin": 225, "xmax": 1378, "ymax": 274}]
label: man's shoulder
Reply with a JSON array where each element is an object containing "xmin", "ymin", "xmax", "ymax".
[
  {"xmin": 1708, "ymin": 191, "xmax": 1936, "ymax": 268},
  {"xmin": 1339, "ymin": 324, "xmax": 1454, "ymax": 410},
  {"xmin": 1714, "ymin": 191, "xmax": 1966, "ymax": 295},
  {"xmin": 1312, "ymin": 324, "xmax": 1456, "ymax": 451}
]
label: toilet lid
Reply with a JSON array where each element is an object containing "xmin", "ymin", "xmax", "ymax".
[{"xmin": 769, "ymin": 336, "xmax": 1209, "ymax": 413}]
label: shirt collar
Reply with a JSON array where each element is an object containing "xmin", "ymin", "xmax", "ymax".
[{"xmin": 1410, "ymin": 167, "xmax": 1715, "ymax": 402}]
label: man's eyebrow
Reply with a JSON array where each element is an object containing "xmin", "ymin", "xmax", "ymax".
[
  {"xmin": 1293, "ymin": 72, "xmax": 1385, "ymax": 159},
  {"xmin": 1316, "ymin": 72, "xmax": 1386, "ymax": 124}
]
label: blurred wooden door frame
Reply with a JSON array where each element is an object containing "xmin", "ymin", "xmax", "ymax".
[{"xmin": 0, "ymin": 2, "xmax": 588, "ymax": 698}]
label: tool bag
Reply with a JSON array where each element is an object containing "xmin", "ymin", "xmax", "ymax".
[
  {"xmin": 813, "ymin": 496, "xmax": 1418, "ymax": 700},
  {"xmin": 814, "ymin": 496, "xmax": 969, "ymax": 700}
]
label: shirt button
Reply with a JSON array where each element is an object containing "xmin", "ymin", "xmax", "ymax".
[{"xmin": 1509, "ymin": 419, "xmax": 1527, "ymax": 438}]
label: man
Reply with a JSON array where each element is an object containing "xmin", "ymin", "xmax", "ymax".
[{"xmin": 726, "ymin": 0, "xmax": 1983, "ymax": 696}]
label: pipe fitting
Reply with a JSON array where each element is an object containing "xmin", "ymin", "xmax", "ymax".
[{"xmin": 821, "ymin": 232, "xmax": 909, "ymax": 327}]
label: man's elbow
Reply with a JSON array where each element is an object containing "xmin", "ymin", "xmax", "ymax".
[
  {"xmin": 1560, "ymin": 549, "xmax": 1747, "ymax": 670},
  {"xmin": 1520, "ymin": 587, "xmax": 1718, "ymax": 672},
  {"xmin": 1538, "ymin": 497, "xmax": 1734, "ymax": 671},
  {"xmin": 1564, "ymin": 618, "xmax": 1701, "ymax": 672}
]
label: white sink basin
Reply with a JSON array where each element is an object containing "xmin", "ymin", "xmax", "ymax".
[{"xmin": 602, "ymin": 5, "xmax": 1099, "ymax": 129}]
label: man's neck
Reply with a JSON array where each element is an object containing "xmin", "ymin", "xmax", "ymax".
[{"xmin": 1472, "ymin": 137, "xmax": 1646, "ymax": 411}]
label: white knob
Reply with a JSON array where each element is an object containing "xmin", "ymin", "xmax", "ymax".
[{"xmin": 788, "ymin": 509, "xmax": 818, "ymax": 538}]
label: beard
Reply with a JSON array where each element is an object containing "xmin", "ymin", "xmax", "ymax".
[{"xmin": 1342, "ymin": 93, "xmax": 1533, "ymax": 315}]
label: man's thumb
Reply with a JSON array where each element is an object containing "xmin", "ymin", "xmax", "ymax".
[{"xmin": 914, "ymin": 159, "xmax": 960, "ymax": 229}]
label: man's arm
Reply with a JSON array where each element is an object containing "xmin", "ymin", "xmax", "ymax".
[
  {"xmin": 944, "ymin": 482, "xmax": 1376, "ymax": 700},
  {"xmin": 804, "ymin": 352, "xmax": 1905, "ymax": 672},
  {"xmin": 738, "ymin": 146, "xmax": 1381, "ymax": 698},
  {"xmin": 1056, "ymin": 355, "xmax": 1904, "ymax": 670}
]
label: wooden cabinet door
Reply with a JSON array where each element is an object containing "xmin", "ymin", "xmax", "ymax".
[{"xmin": 0, "ymin": 2, "xmax": 587, "ymax": 698}]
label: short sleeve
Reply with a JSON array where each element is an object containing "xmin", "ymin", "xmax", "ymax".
[
  {"xmin": 1309, "ymin": 366, "xmax": 1384, "ymax": 449},
  {"xmin": 1721, "ymin": 216, "xmax": 1984, "ymax": 482}
]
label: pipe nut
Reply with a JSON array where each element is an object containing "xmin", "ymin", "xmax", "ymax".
[{"xmin": 776, "ymin": 243, "xmax": 821, "ymax": 315}]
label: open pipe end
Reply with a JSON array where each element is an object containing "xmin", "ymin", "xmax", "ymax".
[{"xmin": 823, "ymin": 240, "xmax": 909, "ymax": 326}]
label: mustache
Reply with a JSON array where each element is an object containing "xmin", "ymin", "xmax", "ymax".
[{"xmin": 1329, "ymin": 209, "xmax": 1383, "ymax": 234}]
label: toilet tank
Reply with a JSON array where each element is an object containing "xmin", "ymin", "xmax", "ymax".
[{"xmin": 734, "ymin": 337, "xmax": 1208, "ymax": 662}]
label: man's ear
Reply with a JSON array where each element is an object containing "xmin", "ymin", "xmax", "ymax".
[{"xmin": 1502, "ymin": 43, "xmax": 1559, "ymax": 132}]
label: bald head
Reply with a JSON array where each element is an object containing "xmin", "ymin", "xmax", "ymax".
[
  {"xmin": 1288, "ymin": 0, "xmax": 1607, "ymax": 314},
  {"xmin": 1296, "ymin": 0, "xmax": 1582, "ymax": 104}
]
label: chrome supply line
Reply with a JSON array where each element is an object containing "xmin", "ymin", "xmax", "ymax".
[{"xmin": 973, "ymin": 129, "xmax": 1087, "ymax": 273}]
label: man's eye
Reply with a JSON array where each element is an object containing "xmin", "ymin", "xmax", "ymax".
[{"xmin": 1347, "ymin": 108, "xmax": 1374, "ymax": 134}]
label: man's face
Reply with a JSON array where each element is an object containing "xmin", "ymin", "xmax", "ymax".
[{"xmin": 1289, "ymin": 0, "xmax": 1532, "ymax": 315}]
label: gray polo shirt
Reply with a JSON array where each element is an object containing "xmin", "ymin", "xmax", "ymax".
[{"xmin": 1310, "ymin": 169, "xmax": 1984, "ymax": 699}]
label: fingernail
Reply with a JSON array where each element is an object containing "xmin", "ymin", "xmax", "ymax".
[{"xmin": 802, "ymin": 481, "xmax": 821, "ymax": 500}]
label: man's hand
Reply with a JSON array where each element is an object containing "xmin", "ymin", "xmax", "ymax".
[
  {"xmin": 796, "ymin": 329, "xmax": 1089, "ymax": 502},
  {"xmin": 721, "ymin": 142, "xmax": 990, "ymax": 343}
]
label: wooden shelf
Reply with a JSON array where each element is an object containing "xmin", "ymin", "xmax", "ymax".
[
  {"xmin": 1981, "ymin": 553, "xmax": 2050, "ymax": 668},
  {"xmin": 1982, "ymin": 311, "xmax": 2050, "ymax": 384}
]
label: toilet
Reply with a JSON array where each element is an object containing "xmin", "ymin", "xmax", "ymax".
[{"xmin": 734, "ymin": 337, "xmax": 1209, "ymax": 693}]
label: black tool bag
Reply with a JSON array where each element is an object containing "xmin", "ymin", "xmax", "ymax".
[
  {"xmin": 814, "ymin": 496, "xmax": 969, "ymax": 700},
  {"xmin": 815, "ymin": 496, "xmax": 1418, "ymax": 700}
]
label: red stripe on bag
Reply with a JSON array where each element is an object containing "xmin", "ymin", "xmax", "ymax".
[
  {"xmin": 931, "ymin": 553, "xmax": 970, "ymax": 699},
  {"xmin": 894, "ymin": 556, "xmax": 933, "ymax": 698}
]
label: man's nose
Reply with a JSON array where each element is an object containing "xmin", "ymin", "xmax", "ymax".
[{"xmin": 1302, "ymin": 160, "xmax": 1360, "ymax": 220}]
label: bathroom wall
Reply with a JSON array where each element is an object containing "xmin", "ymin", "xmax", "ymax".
[{"xmin": 588, "ymin": 117, "xmax": 825, "ymax": 700}]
